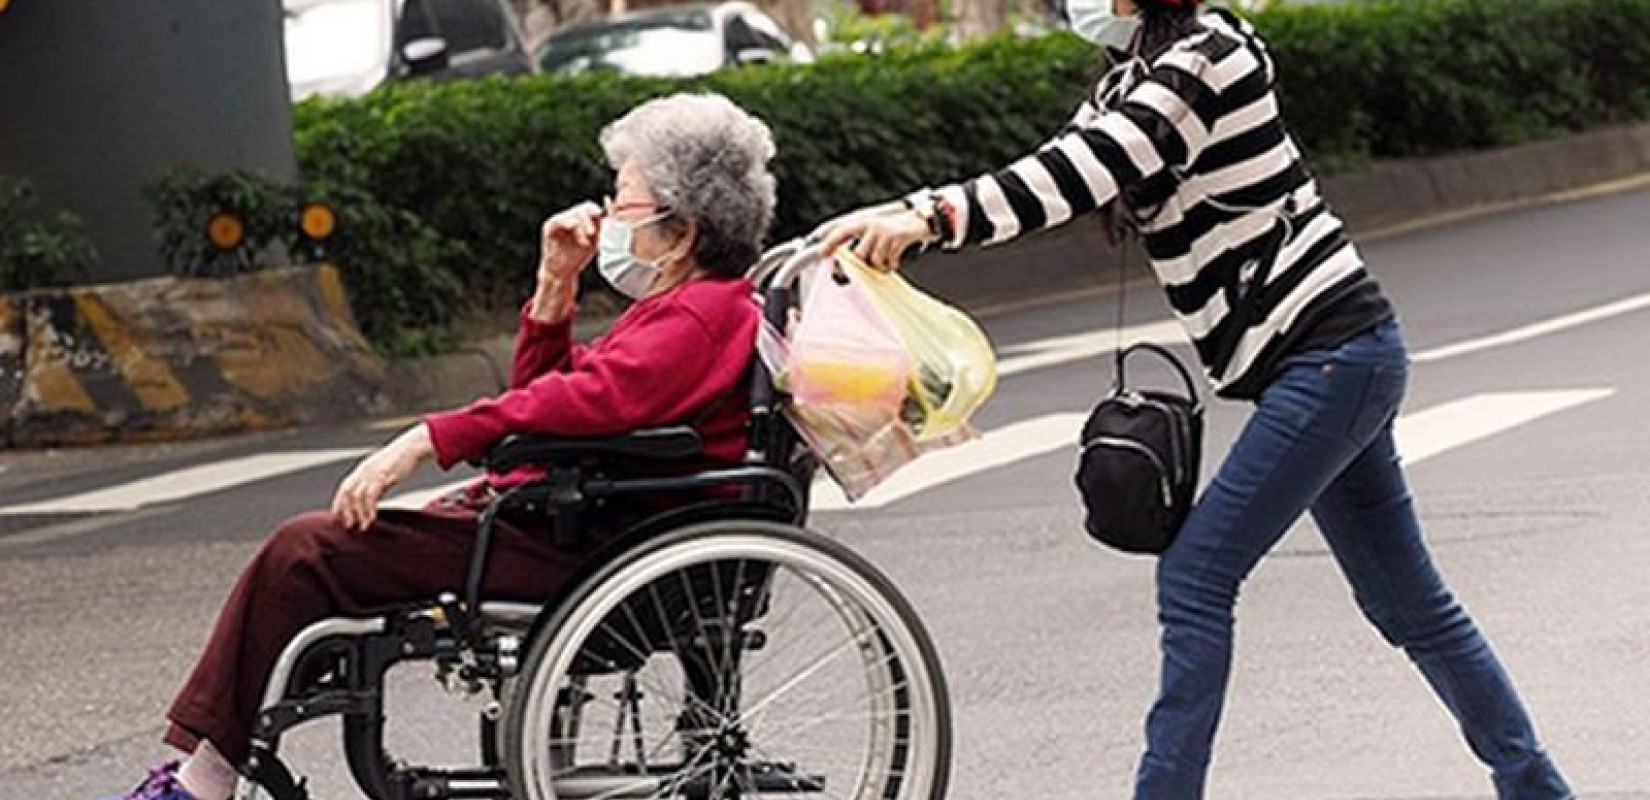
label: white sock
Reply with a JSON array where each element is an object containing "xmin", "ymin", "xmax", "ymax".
[{"xmin": 176, "ymin": 740, "xmax": 238, "ymax": 800}]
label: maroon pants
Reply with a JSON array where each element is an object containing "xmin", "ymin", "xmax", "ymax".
[{"xmin": 165, "ymin": 500, "xmax": 590, "ymax": 765}]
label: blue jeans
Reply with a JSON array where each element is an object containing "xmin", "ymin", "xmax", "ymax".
[{"xmin": 1132, "ymin": 318, "xmax": 1571, "ymax": 800}]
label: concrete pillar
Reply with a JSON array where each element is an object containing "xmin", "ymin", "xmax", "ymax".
[{"xmin": 0, "ymin": 0, "xmax": 296, "ymax": 282}]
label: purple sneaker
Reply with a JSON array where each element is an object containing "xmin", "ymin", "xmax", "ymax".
[{"xmin": 100, "ymin": 761, "xmax": 203, "ymax": 800}]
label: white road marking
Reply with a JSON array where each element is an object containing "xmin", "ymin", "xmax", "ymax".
[
  {"xmin": 1412, "ymin": 291, "xmax": 1650, "ymax": 363},
  {"xmin": 997, "ymin": 320, "xmax": 1185, "ymax": 377},
  {"xmin": 996, "ymin": 289, "xmax": 1650, "ymax": 376},
  {"xmin": 0, "ymin": 389, "xmax": 1609, "ymax": 539},
  {"xmin": 0, "ymin": 506, "xmax": 177, "ymax": 549},
  {"xmin": 0, "ymin": 449, "xmax": 370, "ymax": 515},
  {"xmin": 0, "ymin": 390, "xmax": 1613, "ymax": 529},
  {"xmin": 1395, "ymin": 389, "xmax": 1614, "ymax": 465},
  {"xmin": 812, "ymin": 389, "xmax": 1614, "ymax": 512},
  {"xmin": 811, "ymin": 414, "xmax": 1087, "ymax": 512},
  {"xmin": 366, "ymin": 415, "xmax": 425, "ymax": 432},
  {"xmin": 4, "ymin": 290, "xmax": 1640, "ymax": 521},
  {"xmin": 383, "ymin": 476, "xmax": 478, "ymax": 510}
]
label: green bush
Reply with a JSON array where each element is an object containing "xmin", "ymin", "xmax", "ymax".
[
  {"xmin": 0, "ymin": 176, "xmax": 98, "ymax": 293},
  {"xmin": 293, "ymin": 34, "xmax": 1096, "ymax": 310},
  {"xmin": 147, "ymin": 168, "xmax": 296, "ymax": 276},
  {"xmin": 1259, "ymin": 0, "xmax": 1650, "ymax": 169},
  {"xmin": 276, "ymin": 0, "xmax": 1650, "ymax": 348},
  {"xmin": 304, "ymin": 182, "xmax": 469, "ymax": 356},
  {"xmin": 145, "ymin": 168, "xmax": 467, "ymax": 354}
]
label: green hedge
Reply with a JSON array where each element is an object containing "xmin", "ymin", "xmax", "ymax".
[
  {"xmin": 282, "ymin": 0, "xmax": 1649, "ymax": 347},
  {"xmin": 1, "ymin": 176, "xmax": 97, "ymax": 293},
  {"xmin": 1267, "ymin": 0, "xmax": 1650, "ymax": 169},
  {"xmin": 292, "ymin": 34, "xmax": 1096, "ymax": 313},
  {"xmin": 145, "ymin": 168, "xmax": 466, "ymax": 354}
]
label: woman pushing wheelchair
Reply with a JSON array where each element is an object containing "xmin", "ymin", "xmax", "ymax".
[{"xmin": 98, "ymin": 92, "xmax": 777, "ymax": 800}]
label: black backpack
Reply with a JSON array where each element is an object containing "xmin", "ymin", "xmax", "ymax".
[{"xmin": 1075, "ymin": 342, "xmax": 1204, "ymax": 555}]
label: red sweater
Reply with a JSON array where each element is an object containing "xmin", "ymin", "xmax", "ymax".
[{"xmin": 424, "ymin": 277, "xmax": 758, "ymax": 475}]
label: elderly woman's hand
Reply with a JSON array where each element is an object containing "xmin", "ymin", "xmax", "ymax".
[
  {"xmin": 539, "ymin": 201, "xmax": 605, "ymax": 284},
  {"xmin": 330, "ymin": 424, "xmax": 434, "ymax": 532},
  {"xmin": 531, "ymin": 201, "xmax": 605, "ymax": 323},
  {"xmin": 816, "ymin": 203, "xmax": 934, "ymax": 272}
]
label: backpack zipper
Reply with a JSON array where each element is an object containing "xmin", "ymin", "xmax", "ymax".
[
  {"xmin": 1081, "ymin": 435, "xmax": 1174, "ymax": 508},
  {"xmin": 1113, "ymin": 392, "xmax": 1189, "ymax": 487}
]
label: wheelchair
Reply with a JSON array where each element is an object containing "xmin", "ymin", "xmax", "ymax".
[{"xmin": 236, "ymin": 241, "xmax": 952, "ymax": 800}]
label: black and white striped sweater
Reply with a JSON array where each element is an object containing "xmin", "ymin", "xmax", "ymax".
[{"xmin": 929, "ymin": 8, "xmax": 1392, "ymax": 399}]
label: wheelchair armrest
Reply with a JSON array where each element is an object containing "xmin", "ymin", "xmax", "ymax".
[{"xmin": 484, "ymin": 427, "xmax": 704, "ymax": 472}]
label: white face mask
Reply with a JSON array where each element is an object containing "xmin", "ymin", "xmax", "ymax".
[
  {"xmin": 597, "ymin": 212, "xmax": 673, "ymax": 299},
  {"xmin": 1067, "ymin": 0, "xmax": 1139, "ymax": 51}
]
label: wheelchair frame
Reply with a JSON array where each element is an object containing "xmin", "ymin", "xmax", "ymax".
[{"xmin": 236, "ymin": 240, "xmax": 946, "ymax": 800}]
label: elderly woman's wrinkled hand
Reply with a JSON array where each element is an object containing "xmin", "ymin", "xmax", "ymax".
[
  {"xmin": 539, "ymin": 201, "xmax": 605, "ymax": 285},
  {"xmin": 331, "ymin": 424, "xmax": 435, "ymax": 532}
]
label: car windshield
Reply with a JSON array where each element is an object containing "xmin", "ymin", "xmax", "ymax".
[
  {"xmin": 538, "ymin": 18, "xmax": 723, "ymax": 77},
  {"xmin": 283, "ymin": 0, "xmax": 390, "ymax": 88}
]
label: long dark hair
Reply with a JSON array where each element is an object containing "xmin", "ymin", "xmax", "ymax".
[{"xmin": 1135, "ymin": 1, "xmax": 1203, "ymax": 61}]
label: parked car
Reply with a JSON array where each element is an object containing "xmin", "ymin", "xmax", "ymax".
[
  {"xmin": 535, "ymin": 2, "xmax": 813, "ymax": 78},
  {"xmin": 283, "ymin": 0, "xmax": 534, "ymax": 101}
]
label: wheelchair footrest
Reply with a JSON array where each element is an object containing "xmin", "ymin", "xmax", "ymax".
[
  {"xmin": 723, "ymin": 762, "xmax": 826, "ymax": 795},
  {"xmin": 553, "ymin": 762, "xmax": 824, "ymax": 799},
  {"xmin": 252, "ymin": 688, "xmax": 380, "ymax": 740},
  {"xmin": 403, "ymin": 767, "xmax": 510, "ymax": 800}
]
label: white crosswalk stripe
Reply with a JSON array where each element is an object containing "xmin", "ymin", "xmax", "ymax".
[
  {"xmin": 0, "ymin": 390, "xmax": 1617, "ymax": 520},
  {"xmin": 2, "ymin": 289, "xmax": 1639, "ymax": 522},
  {"xmin": 1394, "ymin": 389, "xmax": 1613, "ymax": 465},
  {"xmin": 1411, "ymin": 291, "xmax": 1650, "ymax": 363},
  {"xmin": 996, "ymin": 320, "xmax": 1185, "ymax": 377},
  {"xmin": 384, "ymin": 477, "xmax": 477, "ymax": 510},
  {"xmin": 0, "ymin": 449, "xmax": 370, "ymax": 515},
  {"xmin": 810, "ymin": 415, "xmax": 1085, "ymax": 511},
  {"xmin": 1000, "ymin": 290, "xmax": 1650, "ymax": 377},
  {"xmin": 812, "ymin": 389, "xmax": 1615, "ymax": 512}
]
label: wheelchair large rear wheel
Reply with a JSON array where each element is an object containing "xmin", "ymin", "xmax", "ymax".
[{"xmin": 502, "ymin": 520, "xmax": 950, "ymax": 800}]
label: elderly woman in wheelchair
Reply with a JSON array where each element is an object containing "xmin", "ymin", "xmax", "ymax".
[{"xmin": 101, "ymin": 93, "xmax": 950, "ymax": 800}]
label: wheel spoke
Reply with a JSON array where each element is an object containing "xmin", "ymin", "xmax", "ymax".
[
  {"xmin": 758, "ymin": 697, "xmax": 910, "ymax": 743},
  {"xmin": 590, "ymin": 619, "xmax": 726, "ymax": 727},
  {"xmin": 652, "ymin": 736, "xmax": 720, "ymax": 799},
  {"xmin": 512, "ymin": 529, "xmax": 944, "ymax": 800},
  {"xmin": 735, "ymin": 628, "xmax": 874, "ymax": 725}
]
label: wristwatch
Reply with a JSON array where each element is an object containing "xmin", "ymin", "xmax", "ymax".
[{"xmin": 902, "ymin": 189, "xmax": 957, "ymax": 246}]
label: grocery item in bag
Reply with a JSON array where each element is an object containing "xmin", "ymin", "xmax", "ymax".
[
  {"xmin": 835, "ymin": 250, "xmax": 997, "ymax": 442},
  {"xmin": 761, "ymin": 249, "xmax": 998, "ymax": 501}
]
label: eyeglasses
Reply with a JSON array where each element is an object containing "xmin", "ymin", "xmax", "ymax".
[{"xmin": 604, "ymin": 196, "xmax": 670, "ymax": 219}]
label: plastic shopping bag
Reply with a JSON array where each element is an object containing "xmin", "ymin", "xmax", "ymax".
[
  {"xmin": 838, "ymin": 250, "xmax": 998, "ymax": 443},
  {"xmin": 759, "ymin": 249, "xmax": 997, "ymax": 502},
  {"xmin": 786, "ymin": 259, "xmax": 912, "ymax": 415}
]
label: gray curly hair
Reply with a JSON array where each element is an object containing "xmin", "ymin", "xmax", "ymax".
[{"xmin": 600, "ymin": 93, "xmax": 778, "ymax": 277}]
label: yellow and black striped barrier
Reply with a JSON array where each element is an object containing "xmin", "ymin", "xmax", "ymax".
[{"xmin": 1, "ymin": 265, "xmax": 387, "ymax": 447}]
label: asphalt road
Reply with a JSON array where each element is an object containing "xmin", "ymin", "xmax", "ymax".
[{"xmin": 4, "ymin": 186, "xmax": 1650, "ymax": 800}]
